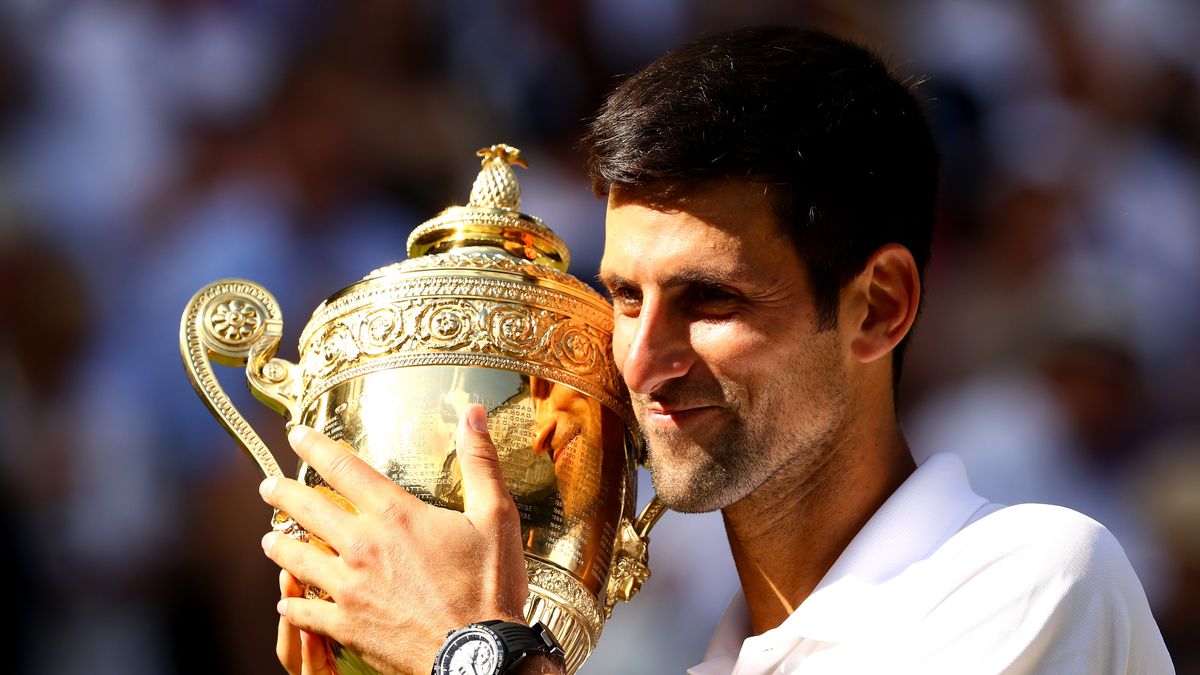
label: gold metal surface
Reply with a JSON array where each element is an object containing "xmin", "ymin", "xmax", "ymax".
[{"xmin": 180, "ymin": 144, "xmax": 660, "ymax": 673}]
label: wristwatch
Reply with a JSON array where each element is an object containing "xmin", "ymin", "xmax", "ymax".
[{"xmin": 433, "ymin": 620, "xmax": 564, "ymax": 675}]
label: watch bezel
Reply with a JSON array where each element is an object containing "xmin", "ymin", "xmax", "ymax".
[{"xmin": 434, "ymin": 624, "xmax": 508, "ymax": 675}]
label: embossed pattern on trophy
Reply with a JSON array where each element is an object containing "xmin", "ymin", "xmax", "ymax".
[{"xmin": 180, "ymin": 144, "xmax": 660, "ymax": 674}]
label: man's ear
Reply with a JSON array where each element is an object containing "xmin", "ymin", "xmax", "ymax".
[{"xmin": 844, "ymin": 244, "xmax": 921, "ymax": 364}]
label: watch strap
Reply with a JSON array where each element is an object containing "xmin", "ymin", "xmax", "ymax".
[
  {"xmin": 480, "ymin": 621, "xmax": 565, "ymax": 671},
  {"xmin": 434, "ymin": 620, "xmax": 565, "ymax": 675}
]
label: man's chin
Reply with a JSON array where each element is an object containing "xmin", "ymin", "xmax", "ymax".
[
  {"xmin": 651, "ymin": 485, "xmax": 730, "ymax": 514},
  {"xmin": 646, "ymin": 451, "xmax": 735, "ymax": 514}
]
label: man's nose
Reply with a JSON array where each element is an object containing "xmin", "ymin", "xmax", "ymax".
[
  {"xmin": 532, "ymin": 418, "xmax": 555, "ymax": 456},
  {"xmin": 617, "ymin": 299, "xmax": 693, "ymax": 395}
]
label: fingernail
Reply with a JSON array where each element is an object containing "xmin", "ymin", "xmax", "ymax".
[
  {"xmin": 262, "ymin": 531, "xmax": 281, "ymax": 553},
  {"xmin": 259, "ymin": 476, "xmax": 278, "ymax": 499},
  {"xmin": 277, "ymin": 598, "xmax": 289, "ymax": 615},
  {"xmin": 467, "ymin": 405, "xmax": 489, "ymax": 433},
  {"xmin": 288, "ymin": 425, "xmax": 310, "ymax": 448}
]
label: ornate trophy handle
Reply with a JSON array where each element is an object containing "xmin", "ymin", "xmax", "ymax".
[
  {"xmin": 603, "ymin": 495, "xmax": 667, "ymax": 618},
  {"xmin": 180, "ymin": 279, "xmax": 301, "ymax": 479},
  {"xmin": 633, "ymin": 494, "xmax": 667, "ymax": 539}
]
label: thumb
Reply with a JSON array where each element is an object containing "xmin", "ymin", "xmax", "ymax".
[{"xmin": 457, "ymin": 404, "xmax": 516, "ymax": 523}]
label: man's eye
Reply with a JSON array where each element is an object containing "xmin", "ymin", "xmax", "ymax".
[
  {"xmin": 609, "ymin": 290, "xmax": 642, "ymax": 313},
  {"xmin": 686, "ymin": 286, "xmax": 740, "ymax": 315},
  {"xmin": 696, "ymin": 286, "xmax": 733, "ymax": 301}
]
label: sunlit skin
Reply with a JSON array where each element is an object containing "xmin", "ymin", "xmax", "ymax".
[
  {"xmin": 529, "ymin": 378, "xmax": 605, "ymax": 518},
  {"xmin": 599, "ymin": 181, "xmax": 920, "ymax": 633},
  {"xmin": 530, "ymin": 377, "xmax": 588, "ymax": 466},
  {"xmin": 262, "ymin": 178, "xmax": 923, "ymax": 674},
  {"xmin": 263, "ymin": 408, "xmax": 535, "ymax": 675}
]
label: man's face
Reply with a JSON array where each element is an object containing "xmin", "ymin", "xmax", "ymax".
[{"xmin": 599, "ymin": 182, "xmax": 851, "ymax": 513}]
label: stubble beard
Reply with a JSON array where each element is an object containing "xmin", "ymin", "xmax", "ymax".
[
  {"xmin": 637, "ymin": 336, "xmax": 847, "ymax": 514},
  {"xmin": 641, "ymin": 406, "xmax": 785, "ymax": 514}
]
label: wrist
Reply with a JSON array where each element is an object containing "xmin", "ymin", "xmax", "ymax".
[
  {"xmin": 511, "ymin": 654, "xmax": 566, "ymax": 675},
  {"xmin": 432, "ymin": 621, "xmax": 564, "ymax": 675}
]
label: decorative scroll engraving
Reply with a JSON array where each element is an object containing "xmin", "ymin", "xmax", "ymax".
[
  {"xmin": 206, "ymin": 297, "xmax": 266, "ymax": 345},
  {"xmin": 180, "ymin": 280, "xmax": 287, "ymax": 478},
  {"xmin": 603, "ymin": 518, "xmax": 652, "ymax": 619},
  {"xmin": 313, "ymin": 261, "xmax": 612, "ymax": 346},
  {"xmin": 294, "ymin": 263, "xmax": 631, "ymax": 422},
  {"xmin": 261, "ymin": 359, "xmax": 289, "ymax": 384},
  {"xmin": 181, "ymin": 145, "xmax": 658, "ymax": 675},
  {"xmin": 296, "ymin": 295, "xmax": 627, "ymax": 420},
  {"xmin": 526, "ymin": 593, "xmax": 594, "ymax": 675},
  {"xmin": 524, "ymin": 555, "xmax": 608, "ymax": 670},
  {"xmin": 525, "ymin": 557, "xmax": 603, "ymax": 639},
  {"xmin": 367, "ymin": 249, "xmax": 595, "ymax": 299}
]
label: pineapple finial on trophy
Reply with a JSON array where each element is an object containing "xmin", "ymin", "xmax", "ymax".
[
  {"xmin": 182, "ymin": 141, "xmax": 658, "ymax": 674},
  {"xmin": 470, "ymin": 143, "xmax": 529, "ymax": 210},
  {"xmin": 404, "ymin": 143, "xmax": 570, "ymax": 271}
]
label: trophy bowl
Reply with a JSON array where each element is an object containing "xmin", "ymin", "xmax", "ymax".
[{"xmin": 180, "ymin": 145, "xmax": 662, "ymax": 673}]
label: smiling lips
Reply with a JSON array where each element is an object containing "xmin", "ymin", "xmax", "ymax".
[{"xmin": 642, "ymin": 403, "xmax": 720, "ymax": 427}]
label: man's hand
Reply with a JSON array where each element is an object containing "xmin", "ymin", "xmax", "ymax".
[
  {"xmin": 260, "ymin": 404, "xmax": 529, "ymax": 674},
  {"xmin": 277, "ymin": 569, "xmax": 335, "ymax": 675}
]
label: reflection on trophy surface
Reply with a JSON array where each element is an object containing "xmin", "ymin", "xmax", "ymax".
[{"xmin": 180, "ymin": 144, "xmax": 664, "ymax": 673}]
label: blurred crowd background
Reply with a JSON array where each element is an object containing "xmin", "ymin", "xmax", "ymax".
[{"xmin": 1, "ymin": 0, "xmax": 1198, "ymax": 673}]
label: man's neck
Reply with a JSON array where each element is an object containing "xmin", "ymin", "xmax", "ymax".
[{"xmin": 720, "ymin": 421, "xmax": 915, "ymax": 635}]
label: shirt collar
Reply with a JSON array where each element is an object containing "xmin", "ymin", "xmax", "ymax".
[
  {"xmin": 812, "ymin": 452, "xmax": 988, "ymax": 590},
  {"xmin": 693, "ymin": 453, "xmax": 990, "ymax": 669}
]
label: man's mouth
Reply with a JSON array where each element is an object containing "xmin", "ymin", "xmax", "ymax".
[{"xmin": 640, "ymin": 402, "xmax": 721, "ymax": 427}]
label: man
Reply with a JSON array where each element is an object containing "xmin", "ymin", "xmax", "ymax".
[{"xmin": 259, "ymin": 27, "xmax": 1173, "ymax": 674}]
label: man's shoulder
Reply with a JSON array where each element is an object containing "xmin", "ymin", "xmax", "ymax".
[
  {"xmin": 930, "ymin": 502, "xmax": 1139, "ymax": 599},
  {"xmin": 961, "ymin": 501, "xmax": 1115, "ymax": 549},
  {"xmin": 899, "ymin": 502, "xmax": 1173, "ymax": 674}
]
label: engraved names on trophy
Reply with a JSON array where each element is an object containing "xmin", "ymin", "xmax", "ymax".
[{"xmin": 181, "ymin": 145, "xmax": 655, "ymax": 675}]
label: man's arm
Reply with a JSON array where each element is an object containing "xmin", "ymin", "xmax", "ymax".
[{"xmin": 260, "ymin": 404, "xmax": 564, "ymax": 674}]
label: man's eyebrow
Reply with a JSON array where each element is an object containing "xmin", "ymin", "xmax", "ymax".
[
  {"xmin": 596, "ymin": 268, "xmax": 743, "ymax": 290},
  {"xmin": 596, "ymin": 272, "xmax": 634, "ymax": 289},
  {"xmin": 659, "ymin": 268, "xmax": 740, "ymax": 289}
]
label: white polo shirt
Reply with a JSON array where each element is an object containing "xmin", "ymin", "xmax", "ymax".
[{"xmin": 688, "ymin": 453, "xmax": 1174, "ymax": 675}]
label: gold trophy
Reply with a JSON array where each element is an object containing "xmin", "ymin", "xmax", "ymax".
[{"xmin": 180, "ymin": 144, "xmax": 663, "ymax": 673}]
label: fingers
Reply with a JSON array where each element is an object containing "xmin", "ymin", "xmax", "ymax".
[
  {"xmin": 278, "ymin": 595, "xmax": 339, "ymax": 637},
  {"xmin": 281, "ymin": 568, "xmax": 304, "ymax": 597},
  {"xmin": 300, "ymin": 632, "xmax": 336, "ymax": 675},
  {"xmin": 278, "ymin": 615, "xmax": 301, "ymax": 674},
  {"xmin": 278, "ymin": 571, "xmax": 303, "ymax": 674},
  {"xmin": 278, "ymin": 596, "xmax": 339, "ymax": 675},
  {"xmin": 260, "ymin": 477, "xmax": 353, "ymax": 549},
  {"xmin": 278, "ymin": 616, "xmax": 303, "ymax": 673},
  {"xmin": 278, "ymin": 570, "xmax": 337, "ymax": 675},
  {"xmin": 457, "ymin": 404, "xmax": 518, "ymax": 526},
  {"xmin": 263, "ymin": 531, "xmax": 341, "ymax": 594},
  {"xmin": 287, "ymin": 426, "xmax": 422, "ymax": 516}
]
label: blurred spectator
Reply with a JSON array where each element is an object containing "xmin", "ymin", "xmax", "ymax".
[
  {"xmin": 0, "ymin": 0, "xmax": 1197, "ymax": 672},
  {"xmin": 1138, "ymin": 438, "xmax": 1200, "ymax": 673}
]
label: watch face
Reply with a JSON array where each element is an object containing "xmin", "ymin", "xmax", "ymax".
[{"xmin": 437, "ymin": 628, "xmax": 505, "ymax": 675}]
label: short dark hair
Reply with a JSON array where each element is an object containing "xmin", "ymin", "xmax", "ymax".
[{"xmin": 583, "ymin": 26, "xmax": 939, "ymax": 382}]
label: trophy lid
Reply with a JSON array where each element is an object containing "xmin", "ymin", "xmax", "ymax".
[
  {"xmin": 302, "ymin": 144, "xmax": 627, "ymax": 421},
  {"xmin": 404, "ymin": 144, "xmax": 571, "ymax": 271}
]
